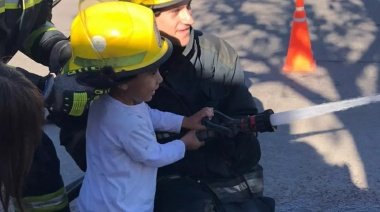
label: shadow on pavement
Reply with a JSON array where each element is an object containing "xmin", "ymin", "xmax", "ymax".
[{"xmin": 192, "ymin": 0, "xmax": 380, "ymax": 211}]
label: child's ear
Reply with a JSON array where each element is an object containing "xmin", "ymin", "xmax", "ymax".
[{"xmin": 118, "ymin": 83, "xmax": 128, "ymax": 91}]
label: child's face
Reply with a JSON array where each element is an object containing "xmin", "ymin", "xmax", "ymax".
[{"xmin": 119, "ymin": 69, "xmax": 163, "ymax": 104}]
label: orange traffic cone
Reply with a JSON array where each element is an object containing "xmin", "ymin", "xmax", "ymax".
[{"xmin": 282, "ymin": 0, "xmax": 316, "ymax": 73}]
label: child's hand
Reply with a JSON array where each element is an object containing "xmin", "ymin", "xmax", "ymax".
[
  {"xmin": 181, "ymin": 130, "xmax": 205, "ymax": 150},
  {"xmin": 182, "ymin": 107, "xmax": 214, "ymax": 130}
]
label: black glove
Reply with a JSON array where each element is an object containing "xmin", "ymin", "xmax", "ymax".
[{"xmin": 44, "ymin": 72, "xmax": 109, "ymax": 117}]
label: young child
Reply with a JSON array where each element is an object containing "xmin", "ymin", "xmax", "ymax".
[
  {"xmin": 72, "ymin": 2, "xmax": 213, "ymax": 211},
  {"xmin": 0, "ymin": 64, "xmax": 45, "ymax": 212}
]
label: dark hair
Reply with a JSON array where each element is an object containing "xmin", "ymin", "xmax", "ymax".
[{"xmin": 0, "ymin": 66, "xmax": 45, "ymax": 212}]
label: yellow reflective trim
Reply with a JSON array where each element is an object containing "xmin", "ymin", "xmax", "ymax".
[
  {"xmin": 23, "ymin": 0, "xmax": 42, "ymax": 9},
  {"xmin": 19, "ymin": 188, "xmax": 68, "ymax": 212},
  {"xmin": 4, "ymin": 3, "xmax": 19, "ymax": 9},
  {"xmin": 5, "ymin": 64, "xmax": 16, "ymax": 69},
  {"xmin": 24, "ymin": 22, "xmax": 56, "ymax": 56},
  {"xmin": 69, "ymin": 92, "xmax": 88, "ymax": 116},
  {"xmin": 74, "ymin": 51, "xmax": 147, "ymax": 69},
  {"xmin": 0, "ymin": 0, "xmax": 4, "ymax": 13},
  {"xmin": 0, "ymin": 0, "xmax": 42, "ymax": 13}
]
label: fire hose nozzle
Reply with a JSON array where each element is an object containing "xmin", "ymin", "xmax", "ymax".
[{"xmin": 250, "ymin": 109, "xmax": 277, "ymax": 133}]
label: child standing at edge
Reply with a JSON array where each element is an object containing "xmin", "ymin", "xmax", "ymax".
[
  {"xmin": 0, "ymin": 65, "xmax": 45, "ymax": 212},
  {"xmin": 69, "ymin": 2, "xmax": 214, "ymax": 211}
]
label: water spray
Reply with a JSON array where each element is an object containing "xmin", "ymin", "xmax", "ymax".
[
  {"xmin": 269, "ymin": 94, "xmax": 380, "ymax": 126},
  {"xmin": 198, "ymin": 94, "xmax": 380, "ymax": 139}
]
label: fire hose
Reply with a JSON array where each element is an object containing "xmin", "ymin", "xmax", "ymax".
[
  {"xmin": 196, "ymin": 93, "xmax": 380, "ymax": 141},
  {"xmin": 195, "ymin": 109, "xmax": 277, "ymax": 141}
]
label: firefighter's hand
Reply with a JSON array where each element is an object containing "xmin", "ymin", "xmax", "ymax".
[{"xmin": 44, "ymin": 73, "xmax": 108, "ymax": 117}]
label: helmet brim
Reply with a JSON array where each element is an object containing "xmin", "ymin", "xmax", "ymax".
[{"xmin": 150, "ymin": 0, "xmax": 188, "ymax": 10}]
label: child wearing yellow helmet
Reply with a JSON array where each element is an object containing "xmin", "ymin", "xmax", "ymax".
[
  {"xmin": 73, "ymin": 2, "xmax": 214, "ymax": 211},
  {"xmin": 122, "ymin": 0, "xmax": 276, "ymax": 212}
]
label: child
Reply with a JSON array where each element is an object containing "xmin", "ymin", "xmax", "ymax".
[
  {"xmin": 0, "ymin": 64, "xmax": 45, "ymax": 212},
  {"xmin": 72, "ymin": 2, "xmax": 214, "ymax": 211}
]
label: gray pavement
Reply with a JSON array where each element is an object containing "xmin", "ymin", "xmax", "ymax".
[{"xmin": 7, "ymin": 0, "xmax": 380, "ymax": 211}]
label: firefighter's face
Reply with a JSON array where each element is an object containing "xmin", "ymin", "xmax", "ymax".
[{"xmin": 155, "ymin": 0, "xmax": 194, "ymax": 47}]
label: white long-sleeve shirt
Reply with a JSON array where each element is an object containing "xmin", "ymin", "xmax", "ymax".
[{"xmin": 77, "ymin": 94, "xmax": 185, "ymax": 212}]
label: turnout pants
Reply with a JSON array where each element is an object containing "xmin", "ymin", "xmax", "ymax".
[
  {"xmin": 19, "ymin": 133, "xmax": 69, "ymax": 211},
  {"xmin": 154, "ymin": 173, "xmax": 275, "ymax": 212}
]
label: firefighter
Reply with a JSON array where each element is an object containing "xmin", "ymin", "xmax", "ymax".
[{"xmin": 127, "ymin": 0, "xmax": 276, "ymax": 211}]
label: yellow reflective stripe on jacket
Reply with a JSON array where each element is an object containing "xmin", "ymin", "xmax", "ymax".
[
  {"xmin": 22, "ymin": 0, "xmax": 42, "ymax": 9},
  {"xmin": 24, "ymin": 22, "xmax": 56, "ymax": 56},
  {"xmin": 19, "ymin": 188, "xmax": 68, "ymax": 212},
  {"xmin": 0, "ymin": 1, "xmax": 3, "ymax": 13},
  {"xmin": 0, "ymin": 0, "xmax": 42, "ymax": 13},
  {"xmin": 1, "ymin": 0, "xmax": 19, "ymax": 10},
  {"xmin": 0, "ymin": 0, "xmax": 19, "ymax": 13}
]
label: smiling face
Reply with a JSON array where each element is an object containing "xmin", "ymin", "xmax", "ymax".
[
  {"xmin": 155, "ymin": 0, "xmax": 194, "ymax": 47},
  {"xmin": 111, "ymin": 69, "xmax": 163, "ymax": 105}
]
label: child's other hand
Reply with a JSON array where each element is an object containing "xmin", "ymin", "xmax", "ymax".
[
  {"xmin": 182, "ymin": 107, "xmax": 214, "ymax": 130},
  {"xmin": 181, "ymin": 130, "xmax": 205, "ymax": 150}
]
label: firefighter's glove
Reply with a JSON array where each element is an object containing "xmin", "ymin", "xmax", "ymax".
[
  {"xmin": 254, "ymin": 109, "xmax": 277, "ymax": 133},
  {"xmin": 44, "ymin": 73, "xmax": 109, "ymax": 117}
]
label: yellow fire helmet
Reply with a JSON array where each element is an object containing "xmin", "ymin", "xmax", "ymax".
[
  {"xmin": 127, "ymin": 0, "xmax": 189, "ymax": 10},
  {"xmin": 64, "ymin": 1, "xmax": 172, "ymax": 86}
]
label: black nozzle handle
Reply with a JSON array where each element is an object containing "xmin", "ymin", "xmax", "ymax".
[
  {"xmin": 201, "ymin": 117, "xmax": 233, "ymax": 135},
  {"xmin": 195, "ymin": 129, "xmax": 216, "ymax": 141},
  {"xmin": 253, "ymin": 109, "xmax": 277, "ymax": 133}
]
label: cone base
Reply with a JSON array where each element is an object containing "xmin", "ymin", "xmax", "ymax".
[{"xmin": 282, "ymin": 60, "xmax": 316, "ymax": 73}]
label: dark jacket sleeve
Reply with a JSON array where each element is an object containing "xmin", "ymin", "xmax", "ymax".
[
  {"xmin": 221, "ymin": 56, "xmax": 258, "ymax": 116},
  {"xmin": 20, "ymin": 0, "xmax": 69, "ymax": 67},
  {"xmin": 197, "ymin": 33, "xmax": 261, "ymax": 176},
  {"xmin": 1, "ymin": 64, "xmax": 47, "ymax": 91},
  {"xmin": 209, "ymin": 36, "xmax": 258, "ymax": 117}
]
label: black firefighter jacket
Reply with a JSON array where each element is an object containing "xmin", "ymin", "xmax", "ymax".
[
  {"xmin": 148, "ymin": 28, "xmax": 262, "ymax": 179},
  {"xmin": 0, "ymin": 0, "xmax": 68, "ymax": 89}
]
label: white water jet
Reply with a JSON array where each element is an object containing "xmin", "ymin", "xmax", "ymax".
[{"xmin": 270, "ymin": 94, "xmax": 380, "ymax": 126}]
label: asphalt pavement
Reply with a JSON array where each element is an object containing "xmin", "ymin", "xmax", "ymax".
[{"xmin": 7, "ymin": 0, "xmax": 380, "ymax": 211}]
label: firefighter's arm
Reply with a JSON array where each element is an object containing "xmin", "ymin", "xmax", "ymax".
[
  {"xmin": 21, "ymin": 23, "xmax": 94, "ymax": 117},
  {"xmin": 21, "ymin": 21, "xmax": 71, "ymax": 74},
  {"xmin": 1, "ymin": 64, "xmax": 49, "ymax": 92},
  {"xmin": 219, "ymin": 56, "xmax": 259, "ymax": 117},
  {"xmin": 20, "ymin": 0, "xmax": 71, "ymax": 74},
  {"xmin": 0, "ymin": 64, "xmax": 83, "ymax": 117},
  {"xmin": 44, "ymin": 72, "xmax": 109, "ymax": 117}
]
